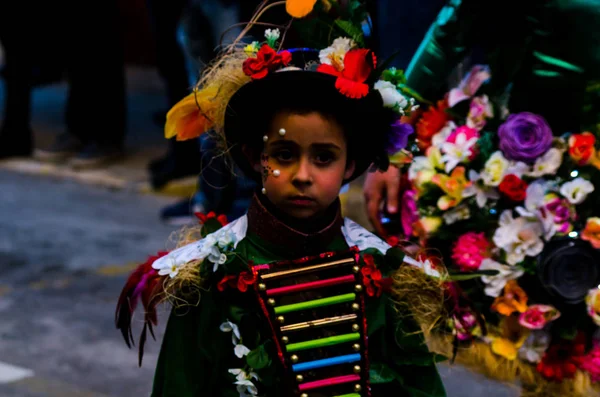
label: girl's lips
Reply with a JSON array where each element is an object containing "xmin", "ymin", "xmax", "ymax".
[{"xmin": 288, "ymin": 196, "xmax": 315, "ymax": 206}]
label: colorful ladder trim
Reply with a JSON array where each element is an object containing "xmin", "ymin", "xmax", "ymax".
[
  {"xmin": 292, "ymin": 353, "xmax": 361, "ymax": 372},
  {"xmin": 260, "ymin": 258, "xmax": 355, "ymax": 280},
  {"xmin": 280, "ymin": 314, "xmax": 357, "ymax": 333},
  {"xmin": 298, "ymin": 374, "xmax": 361, "ymax": 391},
  {"xmin": 333, "ymin": 394, "xmax": 361, "ymax": 397},
  {"xmin": 286, "ymin": 333, "xmax": 360, "ymax": 352},
  {"xmin": 266, "ymin": 274, "xmax": 355, "ymax": 296},
  {"xmin": 274, "ymin": 293, "xmax": 356, "ymax": 314}
]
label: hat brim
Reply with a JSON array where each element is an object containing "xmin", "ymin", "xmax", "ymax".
[{"xmin": 224, "ymin": 70, "xmax": 389, "ymax": 182}]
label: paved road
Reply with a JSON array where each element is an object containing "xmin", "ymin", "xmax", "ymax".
[{"xmin": 0, "ymin": 170, "xmax": 518, "ymax": 396}]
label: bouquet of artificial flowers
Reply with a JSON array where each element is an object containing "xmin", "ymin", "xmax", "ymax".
[{"xmin": 396, "ymin": 65, "xmax": 600, "ymax": 392}]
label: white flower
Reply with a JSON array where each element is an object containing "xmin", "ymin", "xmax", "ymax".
[
  {"xmin": 431, "ymin": 121, "xmax": 456, "ymax": 148},
  {"xmin": 481, "ymin": 151, "xmax": 509, "ymax": 186},
  {"xmin": 217, "ymin": 230, "xmax": 234, "ymax": 248},
  {"xmin": 440, "ymin": 131, "xmax": 478, "ymax": 173},
  {"xmin": 518, "ymin": 330, "xmax": 551, "ymax": 363},
  {"xmin": 479, "ymin": 259, "xmax": 524, "ymax": 297},
  {"xmin": 374, "ymin": 80, "xmax": 408, "ymax": 110},
  {"xmin": 408, "ymin": 147, "xmax": 444, "ymax": 188},
  {"xmin": 156, "ymin": 258, "xmax": 181, "ymax": 278},
  {"xmin": 264, "ymin": 28, "xmax": 280, "ymax": 41},
  {"xmin": 319, "ymin": 37, "xmax": 354, "ymax": 70},
  {"xmin": 443, "ymin": 205, "xmax": 471, "ymax": 225},
  {"xmin": 506, "ymin": 161, "xmax": 529, "ymax": 179},
  {"xmin": 560, "ymin": 177, "xmax": 594, "ymax": 205},
  {"xmin": 228, "ymin": 369, "xmax": 259, "ymax": 396},
  {"xmin": 234, "ymin": 344, "xmax": 251, "ymax": 358},
  {"xmin": 220, "ymin": 320, "xmax": 241, "ymax": 345},
  {"xmin": 221, "ymin": 320, "xmax": 251, "ymax": 358},
  {"xmin": 493, "ymin": 210, "xmax": 544, "ymax": 265},
  {"xmin": 463, "ymin": 170, "xmax": 500, "ymax": 208},
  {"xmin": 527, "ymin": 148, "xmax": 563, "ymax": 177}
]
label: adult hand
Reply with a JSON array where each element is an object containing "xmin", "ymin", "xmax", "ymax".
[{"xmin": 363, "ymin": 165, "xmax": 401, "ymax": 236}]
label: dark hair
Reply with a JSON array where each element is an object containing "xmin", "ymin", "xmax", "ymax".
[
  {"xmin": 237, "ymin": 78, "xmax": 396, "ymax": 179},
  {"xmin": 224, "ymin": 71, "xmax": 396, "ymax": 182}
]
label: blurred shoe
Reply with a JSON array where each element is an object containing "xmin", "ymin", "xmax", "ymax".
[
  {"xmin": 34, "ymin": 133, "xmax": 83, "ymax": 163},
  {"xmin": 69, "ymin": 142, "xmax": 124, "ymax": 170},
  {"xmin": 160, "ymin": 199, "xmax": 205, "ymax": 226},
  {"xmin": 0, "ymin": 127, "xmax": 33, "ymax": 159}
]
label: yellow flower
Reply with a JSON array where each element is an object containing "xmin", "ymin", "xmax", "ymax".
[
  {"xmin": 244, "ymin": 41, "xmax": 259, "ymax": 56},
  {"xmin": 431, "ymin": 166, "xmax": 472, "ymax": 210},
  {"xmin": 286, "ymin": 0, "xmax": 317, "ymax": 18},
  {"xmin": 414, "ymin": 216, "xmax": 442, "ymax": 240},
  {"xmin": 165, "ymin": 87, "xmax": 219, "ymax": 141},
  {"xmin": 490, "ymin": 316, "xmax": 529, "ymax": 360}
]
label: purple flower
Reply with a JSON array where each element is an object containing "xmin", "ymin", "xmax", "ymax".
[
  {"xmin": 498, "ymin": 112, "xmax": 553, "ymax": 163},
  {"xmin": 387, "ymin": 120, "xmax": 414, "ymax": 154}
]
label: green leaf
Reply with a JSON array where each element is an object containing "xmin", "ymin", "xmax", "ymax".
[
  {"xmin": 448, "ymin": 269, "xmax": 499, "ymax": 281},
  {"xmin": 333, "ymin": 19, "xmax": 364, "ymax": 47},
  {"xmin": 228, "ymin": 306, "xmax": 246, "ymax": 324},
  {"xmin": 397, "ymin": 84, "xmax": 431, "ymax": 105},
  {"xmin": 246, "ymin": 344, "xmax": 271, "ymax": 370}
]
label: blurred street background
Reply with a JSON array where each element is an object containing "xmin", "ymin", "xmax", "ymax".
[{"xmin": 0, "ymin": 0, "xmax": 521, "ymax": 396}]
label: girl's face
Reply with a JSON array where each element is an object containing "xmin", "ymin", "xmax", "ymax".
[{"xmin": 255, "ymin": 111, "xmax": 355, "ymax": 220}]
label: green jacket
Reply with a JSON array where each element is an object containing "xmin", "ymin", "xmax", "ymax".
[
  {"xmin": 149, "ymin": 196, "xmax": 446, "ymax": 397},
  {"xmin": 405, "ymin": 0, "xmax": 600, "ymax": 134}
]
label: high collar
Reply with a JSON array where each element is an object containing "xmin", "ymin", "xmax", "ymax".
[{"xmin": 246, "ymin": 193, "xmax": 345, "ymax": 257}]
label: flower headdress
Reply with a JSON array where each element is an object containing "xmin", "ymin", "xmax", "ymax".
[{"xmin": 163, "ymin": 1, "xmax": 418, "ymax": 177}]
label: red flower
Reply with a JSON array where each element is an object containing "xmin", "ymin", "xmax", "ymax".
[
  {"xmin": 536, "ymin": 332, "xmax": 586, "ymax": 382},
  {"xmin": 498, "ymin": 174, "xmax": 528, "ymax": 202},
  {"xmin": 242, "ymin": 44, "xmax": 292, "ymax": 80},
  {"xmin": 195, "ymin": 211, "xmax": 228, "ymax": 226},
  {"xmin": 361, "ymin": 254, "xmax": 392, "ymax": 297},
  {"xmin": 386, "ymin": 235, "xmax": 400, "ymax": 246},
  {"xmin": 217, "ymin": 271, "xmax": 257, "ymax": 292},
  {"xmin": 416, "ymin": 99, "xmax": 451, "ymax": 150},
  {"xmin": 316, "ymin": 49, "xmax": 376, "ymax": 99}
]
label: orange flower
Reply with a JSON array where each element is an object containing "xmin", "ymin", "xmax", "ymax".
[
  {"xmin": 165, "ymin": 89, "xmax": 217, "ymax": 141},
  {"xmin": 490, "ymin": 316, "xmax": 528, "ymax": 360},
  {"xmin": 568, "ymin": 132, "xmax": 596, "ymax": 165},
  {"xmin": 431, "ymin": 166, "xmax": 472, "ymax": 210},
  {"xmin": 582, "ymin": 217, "xmax": 600, "ymax": 249},
  {"xmin": 286, "ymin": 0, "xmax": 317, "ymax": 18},
  {"xmin": 416, "ymin": 99, "xmax": 451, "ymax": 150},
  {"xmin": 492, "ymin": 280, "xmax": 528, "ymax": 316}
]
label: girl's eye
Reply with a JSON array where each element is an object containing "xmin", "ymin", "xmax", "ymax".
[
  {"xmin": 315, "ymin": 152, "xmax": 335, "ymax": 164},
  {"xmin": 274, "ymin": 150, "xmax": 293, "ymax": 162}
]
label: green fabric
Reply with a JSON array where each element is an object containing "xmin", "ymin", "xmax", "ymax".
[
  {"xmin": 405, "ymin": 0, "xmax": 600, "ymax": 134},
  {"xmin": 151, "ymin": 232, "xmax": 446, "ymax": 396}
]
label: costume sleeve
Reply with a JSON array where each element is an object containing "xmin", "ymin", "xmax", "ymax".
[
  {"xmin": 365, "ymin": 249, "xmax": 447, "ymax": 397},
  {"xmin": 404, "ymin": 0, "xmax": 487, "ymax": 101},
  {"xmin": 151, "ymin": 290, "xmax": 235, "ymax": 397}
]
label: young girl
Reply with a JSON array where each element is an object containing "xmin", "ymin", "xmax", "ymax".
[{"xmin": 116, "ymin": 28, "xmax": 449, "ymax": 397}]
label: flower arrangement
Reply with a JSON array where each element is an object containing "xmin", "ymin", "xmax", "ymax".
[{"xmin": 395, "ymin": 64, "xmax": 600, "ymax": 391}]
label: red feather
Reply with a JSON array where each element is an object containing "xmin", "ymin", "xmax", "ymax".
[{"xmin": 115, "ymin": 251, "xmax": 168, "ymax": 365}]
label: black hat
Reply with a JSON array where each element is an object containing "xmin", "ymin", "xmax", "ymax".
[{"xmin": 223, "ymin": 49, "xmax": 396, "ymax": 182}]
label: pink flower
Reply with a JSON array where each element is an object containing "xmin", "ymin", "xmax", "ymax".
[
  {"xmin": 445, "ymin": 126, "xmax": 480, "ymax": 160},
  {"xmin": 519, "ymin": 304, "xmax": 561, "ymax": 330},
  {"xmin": 451, "ymin": 232, "xmax": 491, "ymax": 272},
  {"xmin": 579, "ymin": 342, "xmax": 600, "ymax": 382},
  {"xmin": 400, "ymin": 188, "xmax": 419, "ymax": 238},
  {"xmin": 452, "ymin": 309, "xmax": 481, "ymax": 341},
  {"xmin": 467, "ymin": 95, "xmax": 493, "ymax": 131},
  {"xmin": 448, "ymin": 65, "xmax": 491, "ymax": 107}
]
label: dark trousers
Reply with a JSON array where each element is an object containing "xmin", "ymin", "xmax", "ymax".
[{"xmin": 0, "ymin": 1, "xmax": 126, "ymax": 146}]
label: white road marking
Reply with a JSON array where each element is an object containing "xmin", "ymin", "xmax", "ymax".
[{"xmin": 0, "ymin": 361, "xmax": 34, "ymax": 384}]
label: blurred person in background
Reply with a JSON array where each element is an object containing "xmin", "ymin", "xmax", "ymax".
[
  {"xmin": 31, "ymin": 0, "xmax": 128, "ymax": 168},
  {"xmin": 158, "ymin": 0, "xmax": 261, "ymax": 224},
  {"xmin": 145, "ymin": 0, "xmax": 206, "ymax": 189},
  {"xmin": 363, "ymin": 0, "xmax": 600, "ymax": 236}
]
